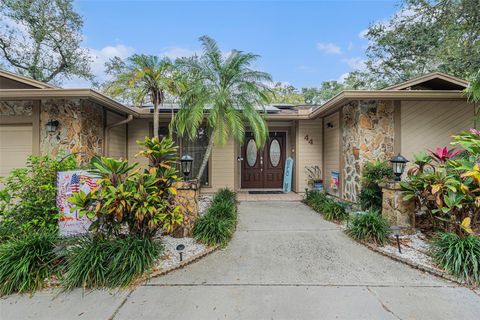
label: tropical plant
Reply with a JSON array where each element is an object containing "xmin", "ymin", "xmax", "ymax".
[
  {"xmin": 322, "ymin": 200, "xmax": 348, "ymax": 221},
  {"xmin": 0, "ymin": 155, "xmax": 77, "ymax": 240},
  {"xmin": 429, "ymin": 147, "xmax": 462, "ymax": 164},
  {"xmin": 193, "ymin": 188, "xmax": 237, "ymax": 246},
  {"xmin": 62, "ymin": 235, "xmax": 162, "ymax": 289},
  {"xmin": 304, "ymin": 189, "xmax": 329, "ymax": 213},
  {"xmin": 0, "ymin": 232, "xmax": 58, "ymax": 296},
  {"xmin": 358, "ymin": 160, "xmax": 394, "ymax": 211},
  {"xmin": 346, "ymin": 210, "xmax": 391, "ymax": 245},
  {"xmin": 104, "ymin": 54, "xmax": 180, "ymax": 138},
  {"xmin": 172, "ymin": 36, "xmax": 272, "ymax": 180},
  {"xmin": 431, "ymin": 232, "xmax": 480, "ymax": 285},
  {"xmin": 69, "ymin": 138, "xmax": 183, "ymax": 238},
  {"xmin": 305, "ymin": 165, "xmax": 323, "ymax": 187},
  {"xmin": 466, "ymin": 69, "xmax": 480, "ymax": 104}
]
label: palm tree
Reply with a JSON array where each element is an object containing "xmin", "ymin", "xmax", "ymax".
[
  {"xmin": 104, "ymin": 54, "xmax": 178, "ymax": 138},
  {"xmin": 172, "ymin": 36, "xmax": 272, "ymax": 181}
]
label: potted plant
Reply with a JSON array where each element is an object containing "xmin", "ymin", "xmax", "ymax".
[{"xmin": 305, "ymin": 166, "xmax": 323, "ymax": 191}]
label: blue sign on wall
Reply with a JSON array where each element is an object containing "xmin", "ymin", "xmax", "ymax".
[{"xmin": 283, "ymin": 157, "xmax": 294, "ymax": 193}]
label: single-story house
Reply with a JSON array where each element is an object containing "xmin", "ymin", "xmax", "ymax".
[{"xmin": 1, "ymin": 69, "xmax": 477, "ymax": 202}]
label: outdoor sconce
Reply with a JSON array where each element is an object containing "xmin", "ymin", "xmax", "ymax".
[
  {"xmin": 391, "ymin": 226, "xmax": 402, "ymax": 254},
  {"xmin": 46, "ymin": 120, "xmax": 59, "ymax": 133},
  {"xmin": 390, "ymin": 153, "xmax": 408, "ymax": 181},
  {"xmin": 180, "ymin": 154, "xmax": 193, "ymax": 181},
  {"xmin": 176, "ymin": 244, "xmax": 185, "ymax": 262}
]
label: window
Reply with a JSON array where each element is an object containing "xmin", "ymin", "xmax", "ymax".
[{"xmin": 180, "ymin": 129, "xmax": 209, "ymax": 186}]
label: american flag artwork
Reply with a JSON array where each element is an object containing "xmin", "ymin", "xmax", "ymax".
[
  {"xmin": 57, "ymin": 170, "xmax": 98, "ymax": 237},
  {"xmin": 70, "ymin": 173, "xmax": 80, "ymax": 193}
]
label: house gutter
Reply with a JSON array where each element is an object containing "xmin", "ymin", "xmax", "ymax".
[
  {"xmin": 308, "ymin": 90, "xmax": 467, "ymax": 119},
  {"xmin": 104, "ymin": 114, "xmax": 134, "ymax": 157}
]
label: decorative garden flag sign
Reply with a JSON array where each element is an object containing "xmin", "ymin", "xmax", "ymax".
[
  {"xmin": 283, "ymin": 157, "xmax": 294, "ymax": 193},
  {"xmin": 57, "ymin": 170, "xmax": 98, "ymax": 236}
]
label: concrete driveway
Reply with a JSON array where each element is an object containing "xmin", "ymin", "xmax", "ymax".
[{"xmin": 1, "ymin": 201, "xmax": 479, "ymax": 319}]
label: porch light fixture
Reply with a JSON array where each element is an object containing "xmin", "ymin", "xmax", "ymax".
[
  {"xmin": 390, "ymin": 153, "xmax": 408, "ymax": 181},
  {"xmin": 180, "ymin": 154, "xmax": 193, "ymax": 181},
  {"xmin": 46, "ymin": 120, "xmax": 59, "ymax": 133},
  {"xmin": 391, "ymin": 226, "xmax": 402, "ymax": 254},
  {"xmin": 176, "ymin": 244, "xmax": 185, "ymax": 262}
]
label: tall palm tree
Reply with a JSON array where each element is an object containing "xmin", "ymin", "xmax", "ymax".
[
  {"xmin": 104, "ymin": 54, "xmax": 178, "ymax": 138},
  {"xmin": 172, "ymin": 36, "xmax": 272, "ymax": 180}
]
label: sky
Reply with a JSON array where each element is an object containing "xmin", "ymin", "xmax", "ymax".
[{"xmin": 67, "ymin": 0, "xmax": 401, "ymax": 88}]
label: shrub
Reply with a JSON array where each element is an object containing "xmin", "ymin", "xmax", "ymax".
[
  {"xmin": 431, "ymin": 233, "xmax": 480, "ymax": 285},
  {"xmin": 193, "ymin": 188, "xmax": 237, "ymax": 246},
  {"xmin": 0, "ymin": 155, "xmax": 77, "ymax": 240},
  {"xmin": 346, "ymin": 210, "xmax": 390, "ymax": 245},
  {"xmin": 193, "ymin": 214, "xmax": 236, "ymax": 246},
  {"xmin": 304, "ymin": 189, "xmax": 328, "ymax": 212},
  {"xmin": 358, "ymin": 160, "xmax": 393, "ymax": 212},
  {"xmin": 0, "ymin": 232, "xmax": 58, "ymax": 296},
  {"xmin": 322, "ymin": 200, "xmax": 348, "ymax": 221},
  {"xmin": 62, "ymin": 235, "xmax": 162, "ymax": 289},
  {"xmin": 69, "ymin": 138, "xmax": 183, "ymax": 238}
]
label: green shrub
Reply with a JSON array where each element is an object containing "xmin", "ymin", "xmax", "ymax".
[
  {"xmin": 0, "ymin": 155, "xmax": 77, "ymax": 240},
  {"xmin": 323, "ymin": 200, "xmax": 348, "ymax": 221},
  {"xmin": 346, "ymin": 210, "xmax": 390, "ymax": 245},
  {"xmin": 304, "ymin": 190, "xmax": 328, "ymax": 211},
  {"xmin": 193, "ymin": 214, "xmax": 236, "ymax": 246},
  {"xmin": 431, "ymin": 233, "xmax": 480, "ymax": 285},
  {"xmin": 62, "ymin": 235, "xmax": 162, "ymax": 289},
  {"xmin": 0, "ymin": 232, "xmax": 58, "ymax": 296},
  {"xmin": 358, "ymin": 160, "xmax": 393, "ymax": 212},
  {"xmin": 193, "ymin": 188, "xmax": 237, "ymax": 246}
]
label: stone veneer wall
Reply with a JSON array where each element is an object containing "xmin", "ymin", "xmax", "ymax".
[
  {"xmin": 40, "ymin": 99, "xmax": 104, "ymax": 161},
  {"xmin": 0, "ymin": 100, "xmax": 34, "ymax": 116},
  {"xmin": 342, "ymin": 100, "xmax": 395, "ymax": 202}
]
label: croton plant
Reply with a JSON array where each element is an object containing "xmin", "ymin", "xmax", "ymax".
[{"xmin": 401, "ymin": 129, "xmax": 480, "ymax": 236}]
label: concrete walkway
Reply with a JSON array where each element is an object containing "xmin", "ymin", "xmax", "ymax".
[{"xmin": 1, "ymin": 201, "xmax": 479, "ymax": 319}]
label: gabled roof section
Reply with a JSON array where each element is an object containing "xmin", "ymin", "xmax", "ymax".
[
  {"xmin": 383, "ymin": 72, "xmax": 468, "ymax": 91},
  {"xmin": 0, "ymin": 69, "xmax": 57, "ymax": 89}
]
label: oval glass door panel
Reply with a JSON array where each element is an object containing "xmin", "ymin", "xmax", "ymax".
[
  {"xmin": 246, "ymin": 139, "xmax": 257, "ymax": 167},
  {"xmin": 270, "ymin": 139, "xmax": 281, "ymax": 167}
]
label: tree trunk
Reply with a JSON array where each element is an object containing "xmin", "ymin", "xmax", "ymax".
[
  {"xmin": 153, "ymin": 101, "xmax": 159, "ymax": 138},
  {"xmin": 196, "ymin": 131, "xmax": 215, "ymax": 181}
]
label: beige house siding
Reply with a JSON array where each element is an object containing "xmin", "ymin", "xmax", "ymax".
[
  {"xmin": 295, "ymin": 119, "xmax": 323, "ymax": 193},
  {"xmin": 207, "ymin": 139, "xmax": 236, "ymax": 192},
  {"xmin": 400, "ymin": 100, "xmax": 475, "ymax": 160},
  {"xmin": 323, "ymin": 112, "xmax": 341, "ymax": 196},
  {"xmin": 127, "ymin": 118, "xmax": 150, "ymax": 167},
  {"xmin": 106, "ymin": 111, "xmax": 127, "ymax": 159}
]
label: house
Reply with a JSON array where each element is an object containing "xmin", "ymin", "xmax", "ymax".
[{"xmin": 0, "ymin": 69, "xmax": 476, "ymax": 202}]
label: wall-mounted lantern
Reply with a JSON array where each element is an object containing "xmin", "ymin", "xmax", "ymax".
[
  {"xmin": 180, "ymin": 154, "xmax": 193, "ymax": 181},
  {"xmin": 46, "ymin": 120, "xmax": 59, "ymax": 133},
  {"xmin": 390, "ymin": 153, "xmax": 408, "ymax": 181}
]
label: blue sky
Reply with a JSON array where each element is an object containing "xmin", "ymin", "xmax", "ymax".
[{"xmin": 70, "ymin": 0, "xmax": 400, "ymax": 88}]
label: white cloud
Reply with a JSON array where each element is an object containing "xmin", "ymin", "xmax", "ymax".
[
  {"xmin": 342, "ymin": 57, "xmax": 366, "ymax": 71},
  {"xmin": 316, "ymin": 42, "xmax": 342, "ymax": 55},
  {"xmin": 63, "ymin": 44, "xmax": 135, "ymax": 88}
]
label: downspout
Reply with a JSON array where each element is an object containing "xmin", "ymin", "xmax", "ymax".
[{"xmin": 104, "ymin": 114, "xmax": 134, "ymax": 157}]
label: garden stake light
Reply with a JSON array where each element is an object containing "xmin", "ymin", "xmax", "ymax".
[
  {"xmin": 390, "ymin": 154, "xmax": 408, "ymax": 181},
  {"xmin": 391, "ymin": 226, "xmax": 402, "ymax": 254},
  {"xmin": 176, "ymin": 244, "xmax": 185, "ymax": 261}
]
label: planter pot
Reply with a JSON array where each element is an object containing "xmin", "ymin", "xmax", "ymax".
[{"xmin": 313, "ymin": 181, "xmax": 323, "ymax": 191}]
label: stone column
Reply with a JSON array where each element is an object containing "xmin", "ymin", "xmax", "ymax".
[
  {"xmin": 379, "ymin": 181, "xmax": 416, "ymax": 234},
  {"xmin": 172, "ymin": 180, "xmax": 200, "ymax": 237}
]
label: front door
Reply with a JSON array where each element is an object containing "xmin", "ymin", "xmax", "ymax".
[{"xmin": 241, "ymin": 132, "xmax": 286, "ymax": 189}]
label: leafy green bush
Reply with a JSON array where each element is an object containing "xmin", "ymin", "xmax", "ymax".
[
  {"xmin": 304, "ymin": 189, "xmax": 329, "ymax": 212},
  {"xmin": 322, "ymin": 200, "xmax": 348, "ymax": 221},
  {"xmin": 431, "ymin": 233, "xmax": 480, "ymax": 285},
  {"xmin": 0, "ymin": 155, "xmax": 77, "ymax": 240},
  {"xmin": 193, "ymin": 188, "xmax": 237, "ymax": 246},
  {"xmin": 359, "ymin": 160, "xmax": 393, "ymax": 212},
  {"xmin": 62, "ymin": 235, "xmax": 162, "ymax": 289},
  {"xmin": 0, "ymin": 232, "xmax": 58, "ymax": 296},
  {"xmin": 346, "ymin": 210, "xmax": 391, "ymax": 245}
]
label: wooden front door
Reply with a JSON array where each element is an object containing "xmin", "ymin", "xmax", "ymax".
[{"xmin": 241, "ymin": 132, "xmax": 286, "ymax": 189}]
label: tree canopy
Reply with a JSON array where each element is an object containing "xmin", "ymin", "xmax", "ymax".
[{"xmin": 0, "ymin": 0, "xmax": 92, "ymax": 83}]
